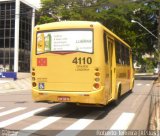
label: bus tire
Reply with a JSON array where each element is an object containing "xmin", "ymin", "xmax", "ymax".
[
  {"xmin": 113, "ymin": 85, "xmax": 121, "ymax": 106},
  {"xmin": 130, "ymin": 80, "xmax": 134, "ymax": 93}
]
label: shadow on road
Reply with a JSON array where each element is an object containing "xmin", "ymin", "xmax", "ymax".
[{"xmin": 34, "ymin": 91, "xmax": 132, "ymax": 121}]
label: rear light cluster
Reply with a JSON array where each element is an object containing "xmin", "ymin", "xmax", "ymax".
[
  {"xmin": 93, "ymin": 68, "xmax": 100, "ymax": 89},
  {"xmin": 32, "ymin": 68, "xmax": 37, "ymax": 87}
]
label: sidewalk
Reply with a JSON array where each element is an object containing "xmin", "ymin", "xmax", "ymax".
[
  {"xmin": 148, "ymin": 79, "xmax": 160, "ymax": 130},
  {"xmin": 0, "ymin": 73, "xmax": 31, "ymax": 92}
]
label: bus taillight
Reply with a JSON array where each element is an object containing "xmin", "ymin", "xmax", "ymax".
[
  {"xmin": 95, "ymin": 72, "xmax": 100, "ymax": 76},
  {"xmin": 32, "ymin": 77, "xmax": 36, "ymax": 81},
  {"xmin": 32, "ymin": 67, "xmax": 36, "ymax": 87},
  {"xmin": 95, "ymin": 77, "xmax": 100, "ymax": 82},
  {"xmin": 32, "ymin": 82, "xmax": 37, "ymax": 87},
  {"xmin": 32, "ymin": 72, "xmax": 35, "ymax": 76},
  {"xmin": 93, "ymin": 83, "xmax": 100, "ymax": 89},
  {"xmin": 93, "ymin": 67, "xmax": 101, "ymax": 89}
]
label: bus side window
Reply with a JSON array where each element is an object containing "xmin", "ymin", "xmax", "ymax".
[
  {"xmin": 126, "ymin": 47, "xmax": 130, "ymax": 65},
  {"xmin": 122, "ymin": 46, "xmax": 130, "ymax": 66},
  {"xmin": 103, "ymin": 33, "xmax": 108, "ymax": 63},
  {"xmin": 116, "ymin": 40, "xmax": 122, "ymax": 65},
  {"xmin": 121, "ymin": 44, "xmax": 125, "ymax": 65}
]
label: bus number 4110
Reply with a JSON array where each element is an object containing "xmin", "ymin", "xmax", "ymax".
[{"xmin": 72, "ymin": 57, "xmax": 92, "ymax": 65}]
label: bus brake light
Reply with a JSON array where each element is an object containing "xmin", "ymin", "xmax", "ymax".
[{"xmin": 93, "ymin": 83, "xmax": 100, "ymax": 89}]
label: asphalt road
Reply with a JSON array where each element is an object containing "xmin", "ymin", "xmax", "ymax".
[{"xmin": 0, "ymin": 79, "xmax": 156, "ymax": 136}]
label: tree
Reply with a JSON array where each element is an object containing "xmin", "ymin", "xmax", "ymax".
[{"xmin": 36, "ymin": 0, "xmax": 160, "ymax": 64}]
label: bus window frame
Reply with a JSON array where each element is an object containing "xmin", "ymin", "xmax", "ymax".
[
  {"xmin": 115, "ymin": 39, "xmax": 130, "ymax": 66},
  {"xmin": 103, "ymin": 32, "xmax": 108, "ymax": 64},
  {"xmin": 35, "ymin": 28, "xmax": 94, "ymax": 55}
]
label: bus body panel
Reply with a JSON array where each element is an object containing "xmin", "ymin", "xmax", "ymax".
[
  {"xmin": 32, "ymin": 87, "xmax": 107, "ymax": 105},
  {"xmin": 33, "ymin": 53, "xmax": 95, "ymax": 92},
  {"xmin": 116, "ymin": 65, "xmax": 131, "ymax": 95}
]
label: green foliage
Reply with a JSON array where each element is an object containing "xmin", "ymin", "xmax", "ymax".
[{"xmin": 36, "ymin": 0, "xmax": 160, "ymax": 64}]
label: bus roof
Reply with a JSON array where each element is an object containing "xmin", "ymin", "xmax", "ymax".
[{"xmin": 36, "ymin": 21, "xmax": 131, "ymax": 48}]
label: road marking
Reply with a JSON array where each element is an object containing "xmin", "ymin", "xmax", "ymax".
[
  {"xmin": 110, "ymin": 112, "xmax": 135, "ymax": 130},
  {"xmin": 0, "ymin": 80, "xmax": 11, "ymax": 83},
  {"xmin": 0, "ymin": 107, "xmax": 47, "ymax": 128},
  {"xmin": 0, "ymin": 107, "xmax": 5, "ymax": 110},
  {"xmin": 0, "ymin": 107, "xmax": 26, "ymax": 117},
  {"xmin": 136, "ymin": 83, "xmax": 142, "ymax": 86},
  {"xmin": 0, "ymin": 88, "xmax": 28, "ymax": 93},
  {"xmin": 18, "ymin": 116, "xmax": 63, "ymax": 136},
  {"xmin": 56, "ymin": 111, "xmax": 103, "ymax": 136},
  {"xmin": 136, "ymin": 83, "xmax": 152, "ymax": 86}
]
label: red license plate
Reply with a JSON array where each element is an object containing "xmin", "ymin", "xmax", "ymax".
[{"xmin": 57, "ymin": 96, "xmax": 70, "ymax": 101}]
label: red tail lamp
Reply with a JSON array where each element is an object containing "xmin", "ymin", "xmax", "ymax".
[{"xmin": 93, "ymin": 83, "xmax": 100, "ymax": 89}]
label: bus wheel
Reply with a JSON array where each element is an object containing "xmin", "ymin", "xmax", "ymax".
[
  {"xmin": 113, "ymin": 86, "xmax": 121, "ymax": 106},
  {"xmin": 129, "ymin": 89, "xmax": 133, "ymax": 93},
  {"xmin": 129, "ymin": 80, "xmax": 134, "ymax": 93}
]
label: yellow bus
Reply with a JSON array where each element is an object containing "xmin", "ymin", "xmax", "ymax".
[{"xmin": 32, "ymin": 21, "xmax": 134, "ymax": 106}]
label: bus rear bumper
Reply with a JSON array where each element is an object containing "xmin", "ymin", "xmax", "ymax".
[{"xmin": 32, "ymin": 87, "xmax": 107, "ymax": 106}]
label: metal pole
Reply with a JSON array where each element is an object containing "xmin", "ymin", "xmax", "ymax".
[
  {"xmin": 158, "ymin": 10, "xmax": 160, "ymax": 81},
  {"xmin": 137, "ymin": 21, "xmax": 158, "ymax": 39},
  {"xmin": 30, "ymin": 8, "xmax": 35, "ymax": 72},
  {"xmin": 131, "ymin": 20, "xmax": 158, "ymax": 39},
  {"xmin": 14, "ymin": 0, "xmax": 20, "ymax": 72},
  {"xmin": 158, "ymin": 10, "xmax": 160, "ymax": 63}
]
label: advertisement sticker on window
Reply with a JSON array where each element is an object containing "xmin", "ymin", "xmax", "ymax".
[{"xmin": 36, "ymin": 30, "xmax": 93, "ymax": 54}]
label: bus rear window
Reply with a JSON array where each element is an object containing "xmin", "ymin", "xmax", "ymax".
[{"xmin": 36, "ymin": 30, "xmax": 93, "ymax": 54}]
